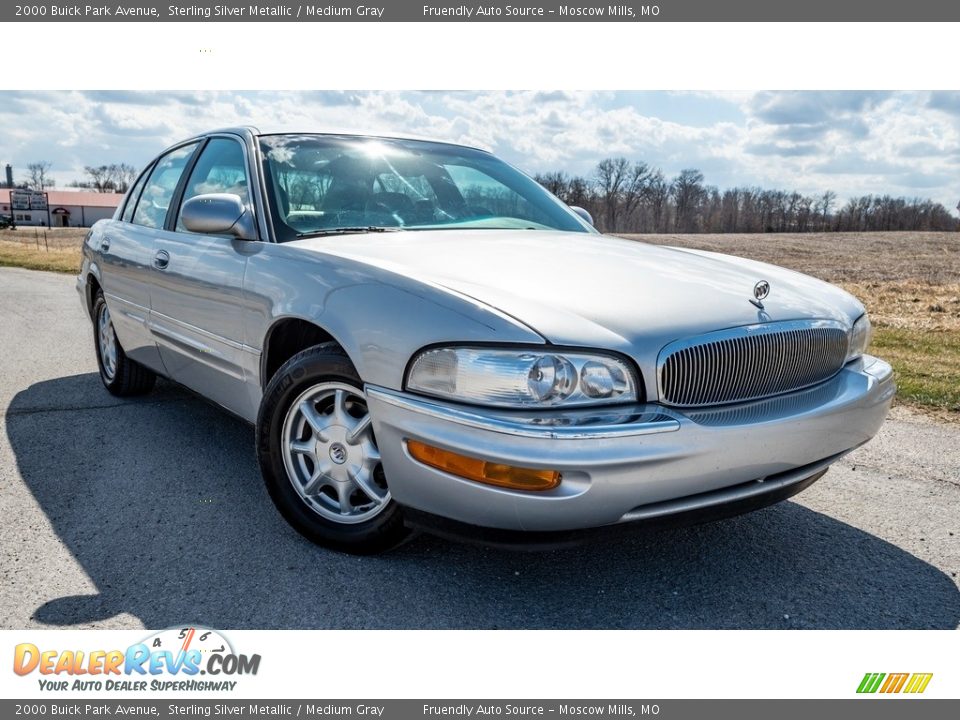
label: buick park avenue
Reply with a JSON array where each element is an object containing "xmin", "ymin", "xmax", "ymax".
[{"xmin": 76, "ymin": 128, "xmax": 894, "ymax": 553}]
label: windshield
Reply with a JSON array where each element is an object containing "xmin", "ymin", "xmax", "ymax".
[{"xmin": 258, "ymin": 134, "xmax": 591, "ymax": 241}]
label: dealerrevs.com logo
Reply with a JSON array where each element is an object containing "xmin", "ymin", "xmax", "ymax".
[
  {"xmin": 857, "ymin": 673, "xmax": 933, "ymax": 694},
  {"xmin": 13, "ymin": 627, "xmax": 260, "ymax": 692}
]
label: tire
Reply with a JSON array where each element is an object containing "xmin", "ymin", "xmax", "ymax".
[
  {"xmin": 92, "ymin": 290, "xmax": 157, "ymax": 397},
  {"xmin": 256, "ymin": 343, "xmax": 409, "ymax": 554}
]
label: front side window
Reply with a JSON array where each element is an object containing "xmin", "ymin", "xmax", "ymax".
[
  {"xmin": 259, "ymin": 134, "xmax": 591, "ymax": 242},
  {"xmin": 175, "ymin": 137, "xmax": 250, "ymax": 232},
  {"xmin": 131, "ymin": 143, "xmax": 198, "ymax": 229}
]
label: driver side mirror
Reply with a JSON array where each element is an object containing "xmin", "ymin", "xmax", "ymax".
[
  {"xmin": 181, "ymin": 193, "xmax": 257, "ymax": 240},
  {"xmin": 569, "ymin": 205, "xmax": 594, "ymax": 227}
]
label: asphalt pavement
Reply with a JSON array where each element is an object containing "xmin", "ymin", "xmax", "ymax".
[{"xmin": 1, "ymin": 267, "xmax": 958, "ymax": 629}]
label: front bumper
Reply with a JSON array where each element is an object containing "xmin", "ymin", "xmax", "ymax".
[{"xmin": 366, "ymin": 355, "xmax": 895, "ymax": 534}]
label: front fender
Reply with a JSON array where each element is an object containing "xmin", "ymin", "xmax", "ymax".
[
  {"xmin": 243, "ymin": 245, "xmax": 545, "ymax": 390},
  {"xmin": 77, "ymin": 226, "xmax": 104, "ymax": 318}
]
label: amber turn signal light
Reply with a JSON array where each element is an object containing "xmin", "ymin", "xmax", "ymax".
[{"xmin": 406, "ymin": 440, "xmax": 561, "ymax": 491}]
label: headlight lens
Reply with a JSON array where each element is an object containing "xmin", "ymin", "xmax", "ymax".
[
  {"xmin": 406, "ymin": 347, "xmax": 639, "ymax": 408},
  {"xmin": 846, "ymin": 313, "xmax": 873, "ymax": 362}
]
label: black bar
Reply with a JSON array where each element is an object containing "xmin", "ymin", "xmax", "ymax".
[{"xmin": 3, "ymin": 1, "xmax": 960, "ymax": 23}]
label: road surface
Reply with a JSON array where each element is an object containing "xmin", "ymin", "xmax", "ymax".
[{"xmin": 1, "ymin": 267, "xmax": 957, "ymax": 629}]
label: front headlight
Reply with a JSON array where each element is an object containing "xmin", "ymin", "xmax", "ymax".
[
  {"xmin": 406, "ymin": 346, "xmax": 639, "ymax": 408},
  {"xmin": 846, "ymin": 313, "xmax": 873, "ymax": 362}
]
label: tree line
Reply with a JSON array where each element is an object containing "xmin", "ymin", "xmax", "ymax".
[
  {"xmin": 11, "ymin": 155, "xmax": 958, "ymax": 233},
  {"xmin": 69, "ymin": 164, "xmax": 139, "ymax": 193},
  {"xmin": 10, "ymin": 161, "xmax": 138, "ymax": 194},
  {"xmin": 535, "ymin": 158, "xmax": 959, "ymax": 233}
]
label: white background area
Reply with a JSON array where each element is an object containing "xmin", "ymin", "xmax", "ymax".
[
  {"xmin": 3, "ymin": 22, "xmax": 958, "ymax": 90},
  {"xmin": 3, "ymin": 629, "xmax": 956, "ymax": 698}
]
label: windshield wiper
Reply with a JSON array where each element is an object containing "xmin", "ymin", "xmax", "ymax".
[{"xmin": 296, "ymin": 226, "xmax": 402, "ymax": 238}]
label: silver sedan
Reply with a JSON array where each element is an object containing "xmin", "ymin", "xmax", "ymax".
[{"xmin": 76, "ymin": 127, "xmax": 894, "ymax": 553}]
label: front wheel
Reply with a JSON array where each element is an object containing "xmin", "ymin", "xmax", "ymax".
[{"xmin": 256, "ymin": 344, "xmax": 409, "ymax": 554}]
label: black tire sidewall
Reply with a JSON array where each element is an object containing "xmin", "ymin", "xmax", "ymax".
[
  {"xmin": 256, "ymin": 346, "xmax": 407, "ymax": 554},
  {"xmin": 91, "ymin": 290, "xmax": 155, "ymax": 396}
]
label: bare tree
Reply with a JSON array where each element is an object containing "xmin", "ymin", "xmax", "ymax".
[
  {"xmin": 620, "ymin": 162, "xmax": 653, "ymax": 228},
  {"xmin": 73, "ymin": 163, "xmax": 139, "ymax": 193},
  {"xmin": 116, "ymin": 163, "xmax": 139, "ymax": 193},
  {"xmin": 671, "ymin": 169, "xmax": 705, "ymax": 232},
  {"xmin": 535, "ymin": 171, "xmax": 572, "ymax": 202},
  {"xmin": 817, "ymin": 190, "xmax": 836, "ymax": 231},
  {"xmin": 566, "ymin": 176, "xmax": 591, "ymax": 209},
  {"xmin": 592, "ymin": 158, "xmax": 654, "ymax": 232},
  {"xmin": 83, "ymin": 165, "xmax": 113, "ymax": 192},
  {"xmin": 646, "ymin": 170, "xmax": 669, "ymax": 232},
  {"xmin": 27, "ymin": 161, "xmax": 53, "ymax": 191},
  {"xmin": 594, "ymin": 158, "xmax": 630, "ymax": 232}
]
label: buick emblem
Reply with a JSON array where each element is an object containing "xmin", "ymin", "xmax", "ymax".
[
  {"xmin": 329, "ymin": 442, "xmax": 348, "ymax": 465},
  {"xmin": 751, "ymin": 280, "xmax": 770, "ymax": 309}
]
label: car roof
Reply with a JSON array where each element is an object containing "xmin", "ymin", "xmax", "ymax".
[{"xmin": 190, "ymin": 125, "xmax": 491, "ymax": 153}]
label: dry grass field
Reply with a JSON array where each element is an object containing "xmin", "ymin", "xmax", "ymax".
[
  {"xmin": 624, "ymin": 231, "xmax": 960, "ymax": 417},
  {"xmin": 0, "ymin": 227, "xmax": 89, "ymax": 249},
  {"xmin": 2, "ymin": 228, "xmax": 957, "ymax": 416},
  {"xmin": 0, "ymin": 228, "xmax": 86, "ymax": 273}
]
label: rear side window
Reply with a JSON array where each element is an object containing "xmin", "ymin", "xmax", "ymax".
[
  {"xmin": 131, "ymin": 143, "xmax": 198, "ymax": 229},
  {"xmin": 120, "ymin": 165, "xmax": 152, "ymax": 223},
  {"xmin": 175, "ymin": 138, "xmax": 250, "ymax": 233}
]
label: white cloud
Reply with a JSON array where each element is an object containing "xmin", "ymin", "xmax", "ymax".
[{"xmin": 0, "ymin": 90, "xmax": 957, "ymax": 212}]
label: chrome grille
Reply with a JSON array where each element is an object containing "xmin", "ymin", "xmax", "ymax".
[{"xmin": 658, "ymin": 321, "xmax": 849, "ymax": 408}]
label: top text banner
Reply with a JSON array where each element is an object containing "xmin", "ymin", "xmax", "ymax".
[{"xmin": 5, "ymin": 1, "xmax": 960, "ymax": 22}]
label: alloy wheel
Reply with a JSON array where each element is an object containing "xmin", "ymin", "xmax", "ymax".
[
  {"xmin": 97, "ymin": 303, "xmax": 118, "ymax": 380},
  {"xmin": 280, "ymin": 382, "xmax": 389, "ymax": 524}
]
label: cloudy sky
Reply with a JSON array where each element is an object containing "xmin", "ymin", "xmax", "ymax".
[{"xmin": 2, "ymin": 90, "xmax": 959, "ymax": 211}]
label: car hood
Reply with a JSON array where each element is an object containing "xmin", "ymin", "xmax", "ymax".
[{"xmin": 290, "ymin": 230, "xmax": 863, "ymax": 384}]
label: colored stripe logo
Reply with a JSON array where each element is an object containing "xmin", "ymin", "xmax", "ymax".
[{"xmin": 857, "ymin": 672, "xmax": 933, "ymax": 694}]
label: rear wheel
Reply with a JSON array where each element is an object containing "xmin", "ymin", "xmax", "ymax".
[
  {"xmin": 92, "ymin": 290, "xmax": 156, "ymax": 397},
  {"xmin": 256, "ymin": 344, "xmax": 408, "ymax": 554}
]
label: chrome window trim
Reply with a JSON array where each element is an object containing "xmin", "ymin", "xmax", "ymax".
[
  {"xmin": 118, "ymin": 160, "xmax": 155, "ymax": 222},
  {"xmin": 186, "ymin": 131, "xmax": 264, "ymax": 242},
  {"xmin": 129, "ymin": 140, "xmax": 202, "ymax": 230},
  {"xmin": 249, "ymin": 131, "xmax": 276, "ymax": 242}
]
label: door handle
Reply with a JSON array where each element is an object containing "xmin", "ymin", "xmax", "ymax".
[
  {"xmin": 100, "ymin": 237, "xmax": 111, "ymax": 253},
  {"xmin": 153, "ymin": 249, "xmax": 170, "ymax": 270}
]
